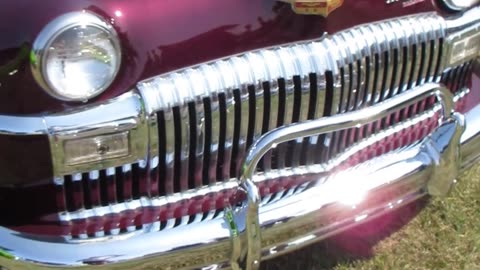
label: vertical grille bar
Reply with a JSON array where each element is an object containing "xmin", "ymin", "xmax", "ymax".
[
  {"xmin": 372, "ymin": 24, "xmax": 387, "ymax": 103},
  {"xmin": 423, "ymin": 18, "xmax": 436, "ymax": 83},
  {"xmin": 292, "ymin": 45, "xmax": 316, "ymax": 167},
  {"xmin": 408, "ymin": 19, "xmax": 421, "ymax": 90},
  {"xmin": 105, "ymin": 168, "xmax": 117, "ymax": 204},
  {"xmin": 359, "ymin": 25, "xmax": 379, "ymax": 107},
  {"xmin": 163, "ymin": 109, "xmax": 176, "ymax": 195},
  {"xmin": 259, "ymin": 50, "xmax": 282, "ymax": 172},
  {"xmin": 331, "ymin": 36, "xmax": 349, "ymax": 114},
  {"xmin": 389, "ymin": 20, "xmax": 405, "ymax": 96},
  {"xmin": 212, "ymin": 61, "xmax": 236, "ymax": 180},
  {"xmin": 88, "ymin": 171, "xmax": 101, "ymax": 207},
  {"xmin": 230, "ymin": 88, "xmax": 242, "ymax": 177},
  {"xmin": 348, "ymin": 29, "xmax": 366, "ymax": 110},
  {"xmin": 277, "ymin": 47, "xmax": 299, "ymax": 169},
  {"xmin": 379, "ymin": 24, "xmax": 394, "ymax": 101},
  {"xmin": 186, "ymin": 101, "xmax": 200, "ymax": 188},
  {"xmin": 171, "ymin": 106, "xmax": 188, "ymax": 192},
  {"xmin": 216, "ymin": 92, "xmax": 228, "ymax": 181},
  {"xmin": 245, "ymin": 52, "xmax": 267, "ymax": 140},
  {"xmin": 321, "ymin": 39, "xmax": 342, "ymax": 116},
  {"xmin": 230, "ymin": 57, "xmax": 253, "ymax": 177},
  {"xmin": 208, "ymin": 95, "xmax": 221, "ymax": 185},
  {"xmin": 121, "ymin": 165, "xmax": 133, "ymax": 201}
]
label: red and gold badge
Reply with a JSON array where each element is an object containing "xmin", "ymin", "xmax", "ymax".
[{"xmin": 280, "ymin": 0, "xmax": 344, "ymax": 17}]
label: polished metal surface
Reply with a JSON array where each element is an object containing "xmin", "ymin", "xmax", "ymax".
[
  {"xmin": 138, "ymin": 10, "xmax": 467, "ymax": 205},
  {"xmin": 445, "ymin": 23, "xmax": 480, "ymax": 67},
  {"xmin": 442, "ymin": 0, "xmax": 480, "ymax": 11},
  {"xmin": 0, "ymin": 91, "xmax": 148, "ymax": 178},
  {"xmin": 30, "ymin": 11, "xmax": 122, "ymax": 102},
  {"xmin": 237, "ymin": 82, "xmax": 462, "ymax": 270},
  {"xmin": 0, "ymin": 82, "xmax": 476, "ymax": 270},
  {"xmin": 0, "ymin": 7, "xmax": 480, "ymax": 270},
  {"xmin": 47, "ymin": 92, "xmax": 148, "ymax": 176}
]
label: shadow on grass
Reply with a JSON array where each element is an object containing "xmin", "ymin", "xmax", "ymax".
[{"xmin": 261, "ymin": 197, "xmax": 429, "ymax": 270}]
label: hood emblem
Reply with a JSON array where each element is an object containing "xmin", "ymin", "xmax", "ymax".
[{"xmin": 279, "ymin": 0, "xmax": 344, "ymax": 16}]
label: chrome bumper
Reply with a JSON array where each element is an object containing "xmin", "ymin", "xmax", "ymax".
[{"xmin": 0, "ymin": 82, "xmax": 478, "ymax": 270}]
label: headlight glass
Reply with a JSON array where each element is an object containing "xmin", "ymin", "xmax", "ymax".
[
  {"xmin": 32, "ymin": 12, "xmax": 121, "ymax": 102},
  {"xmin": 443, "ymin": 0, "xmax": 480, "ymax": 10}
]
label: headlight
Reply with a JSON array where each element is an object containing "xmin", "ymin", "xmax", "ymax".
[
  {"xmin": 31, "ymin": 11, "xmax": 121, "ymax": 102},
  {"xmin": 443, "ymin": 0, "xmax": 480, "ymax": 11}
]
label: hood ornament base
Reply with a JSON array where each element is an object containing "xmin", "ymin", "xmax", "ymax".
[{"xmin": 278, "ymin": 0, "xmax": 344, "ymax": 16}]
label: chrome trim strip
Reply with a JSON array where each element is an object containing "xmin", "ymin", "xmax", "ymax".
[{"xmin": 47, "ymin": 92, "xmax": 148, "ymax": 176}]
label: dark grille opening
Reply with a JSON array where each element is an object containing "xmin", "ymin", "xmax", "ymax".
[
  {"xmin": 380, "ymin": 51, "xmax": 390, "ymax": 101},
  {"xmin": 217, "ymin": 93, "xmax": 228, "ymax": 180},
  {"xmin": 407, "ymin": 44, "xmax": 418, "ymax": 90},
  {"xmin": 398, "ymin": 47, "xmax": 408, "ymax": 93},
  {"xmin": 187, "ymin": 102, "xmax": 198, "ymax": 189},
  {"xmin": 202, "ymin": 98, "xmax": 212, "ymax": 186},
  {"xmin": 388, "ymin": 48, "xmax": 399, "ymax": 99},
  {"xmin": 441, "ymin": 60, "xmax": 473, "ymax": 94},
  {"xmin": 230, "ymin": 89, "xmax": 242, "ymax": 178},
  {"xmin": 157, "ymin": 112, "xmax": 167, "ymax": 196}
]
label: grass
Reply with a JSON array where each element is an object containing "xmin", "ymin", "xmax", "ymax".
[{"xmin": 262, "ymin": 163, "xmax": 480, "ymax": 270}]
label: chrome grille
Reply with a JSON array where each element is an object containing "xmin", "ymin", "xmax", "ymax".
[
  {"xmin": 60, "ymin": 161, "xmax": 146, "ymax": 212},
  {"xmin": 139, "ymin": 13, "xmax": 453, "ymax": 196},
  {"xmin": 56, "ymin": 13, "xmax": 475, "ymax": 238}
]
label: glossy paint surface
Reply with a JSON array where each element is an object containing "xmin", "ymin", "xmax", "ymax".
[{"xmin": 0, "ymin": 0, "xmax": 436, "ymax": 114}]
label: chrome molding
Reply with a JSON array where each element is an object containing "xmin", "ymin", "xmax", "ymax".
[
  {"xmin": 0, "ymin": 92, "xmax": 148, "ymax": 178},
  {"xmin": 46, "ymin": 92, "xmax": 148, "ymax": 176}
]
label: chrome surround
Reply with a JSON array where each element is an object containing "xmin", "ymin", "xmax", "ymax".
[
  {"xmin": 0, "ymin": 92, "xmax": 148, "ymax": 178},
  {"xmin": 31, "ymin": 11, "xmax": 122, "ymax": 102},
  {"xmin": 47, "ymin": 91, "xmax": 149, "ymax": 177},
  {"xmin": 442, "ymin": 0, "xmax": 480, "ymax": 11},
  {"xmin": 445, "ymin": 14, "xmax": 480, "ymax": 67}
]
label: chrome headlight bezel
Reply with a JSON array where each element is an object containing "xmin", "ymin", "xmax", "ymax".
[
  {"xmin": 442, "ymin": 0, "xmax": 480, "ymax": 11},
  {"xmin": 31, "ymin": 11, "xmax": 122, "ymax": 102}
]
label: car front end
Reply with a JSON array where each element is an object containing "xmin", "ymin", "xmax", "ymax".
[{"xmin": 0, "ymin": 0, "xmax": 480, "ymax": 269}]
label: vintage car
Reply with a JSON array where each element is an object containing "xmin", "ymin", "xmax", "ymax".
[{"xmin": 0, "ymin": 0, "xmax": 479, "ymax": 269}]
